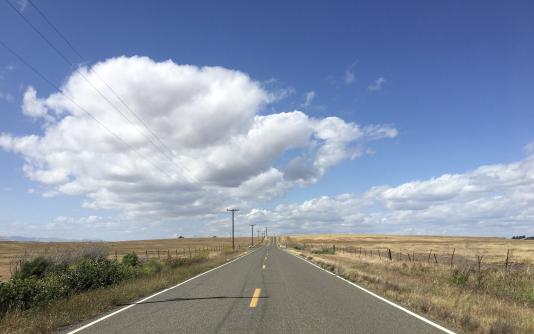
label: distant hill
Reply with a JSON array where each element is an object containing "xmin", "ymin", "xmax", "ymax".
[{"xmin": 0, "ymin": 235, "xmax": 80, "ymax": 242}]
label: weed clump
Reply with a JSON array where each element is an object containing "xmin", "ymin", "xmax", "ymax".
[
  {"xmin": 311, "ymin": 247, "xmax": 335, "ymax": 255},
  {"xmin": 489, "ymin": 319, "xmax": 517, "ymax": 334},
  {"xmin": 449, "ymin": 268, "xmax": 471, "ymax": 285}
]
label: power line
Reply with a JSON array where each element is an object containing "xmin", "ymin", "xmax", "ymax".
[
  {"xmin": 26, "ymin": 0, "xmax": 85, "ymax": 60},
  {"xmin": 0, "ymin": 39, "xmax": 176, "ymax": 181},
  {"xmin": 6, "ymin": 0, "xmax": 200, "ymax": 184},
  {"xmin": 26, "ymin": 0, "xmax": 197, "ymax": 182}
]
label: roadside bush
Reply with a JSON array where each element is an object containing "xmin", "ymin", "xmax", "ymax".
[
  {"xmin": 122, "ymin": 252, "xmax": 139, "ymax": 267},
  {"xmin": 165, "ymin": 257, "xmax": 188, "ymax": 269},
  {"xmin": 0, "ymin": 249, "xmax": 218, "ymax": 316},
  {"xmin": 312, "ymin": 247, "xmax": 335, "ymax": 255},
  {"xmin": 15, "ymin": 257, "xmax": 52, "ymax": 279},
  {"xmin": 0, "ymin": 257, "xmax": 136, "ymax": 315},
  {"xmin": 0, "ymin": 282, "xmax": 9, "ymax": 313},
  {"xmin": 45, "ymin": 247, "xmax": 109, "ymax": 267},
  {"xmin": 164, "ymin": 254, "xmax": 208, "ymax": 269},
  {"xmin": 66, "ymin": 258, "xmax": 135, "ymax": 291},
  {"xmin": 142, "ymin": 259, "xmax": 163, "ymax": 275}
]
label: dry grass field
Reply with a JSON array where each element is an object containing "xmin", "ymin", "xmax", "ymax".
[
  {"xmin": 284, "ymin": 234, "xmax": 534, "ymax": 267},
  {"xmin": 0, "ymin": 237, "xmax": 251, "ymax": 281},
  {"xmin": 282, "ymin": 234, "xmax": 534, "ymax": 334}
]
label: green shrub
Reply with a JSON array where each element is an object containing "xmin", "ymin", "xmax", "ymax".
[
  {"xmin": 2, "ymin": 277, "xmax": 43, "ymax": 311},
  {"xmin": 449, "ymin": 268, "xmax": 471, "ymax": 285},
  {"xmin": 0, "ymin": 282, "xmax": 9, "ymax": 313},
  {"xmin": 142, "ymin": 259, "xmax": 163, "ymax": 275},
  {"xmin": 0, "ymin": 257, "xmax": 137, "ymax": 315},
  {"xmin": 123, "ymin": 252, "xmax": 139, "ymax": 267},
  {"xmin": 0, "ymin": 250, "xmax": 217, "ymax": 316},
  {"xmin": 15, "ymin": 257, "xmax": 52, "ymax": 279},
  {"xmin": 65, "ymin": 258, "xmax": 134, "ymax": 291},
  {"xmin": 311, "ymin": 247, "xmax": 335, "ymax": 255}
]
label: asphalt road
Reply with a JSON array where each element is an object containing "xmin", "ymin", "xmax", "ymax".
[{"xmin": 66, "ymin": 239, "xmax": 453, "ymax": 334}]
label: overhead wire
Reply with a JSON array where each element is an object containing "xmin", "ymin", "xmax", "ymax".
[
  {"xmin": 0, "ymin": 39, "xmax": 177, "ymax": 181},
  {"xmin": 5, "ymin": 0, "xmax": 203, "ymax": 185}
]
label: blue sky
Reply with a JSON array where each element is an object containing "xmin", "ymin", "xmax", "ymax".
[{"xmin": 0, "ymin": 1, "xmax": 533, "ymax": 240}]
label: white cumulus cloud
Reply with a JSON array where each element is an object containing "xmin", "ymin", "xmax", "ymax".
[
  {"xmin": 0, "ymin": 56, "xmax": 396, "ymax": 223},
  {"xmin": 245, "ymin": 150, "xmax": 534, "ymax": 236}
]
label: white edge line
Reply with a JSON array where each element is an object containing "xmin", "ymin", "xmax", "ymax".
[
  {"xmin": 66, "ymin": 248, "xmax": 262, "ymax": 334},
  {"xmin": 286, "ymin": 250, "xmax": 457, "ymax": 334}
]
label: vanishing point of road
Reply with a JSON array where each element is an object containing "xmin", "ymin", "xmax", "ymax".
[{"xmin": 64, "ymin": 239, "xmax": 454, "ymax": 334}]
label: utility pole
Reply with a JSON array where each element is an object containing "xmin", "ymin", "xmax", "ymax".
[
  {"xmin": 227, "ymin": 208, "xmax": 239, "ymax": 250},
  {"xmin": 257, "ymin": 230, "xmax": 260, "ymax": 243},
  {"xmin": 265, "ymin": 227, "xmax": 268, "ymax": 239},
  {"xmin": 249, "ymin": 224, "xmax": 256, "ymax": 246}
]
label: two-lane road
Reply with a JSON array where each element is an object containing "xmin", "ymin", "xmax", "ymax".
[{"xmin": 66, "ymin": 240, "xmax": 454, "ymax": 333}]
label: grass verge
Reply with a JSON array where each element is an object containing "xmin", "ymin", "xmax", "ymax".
[{"xmin": 0, "ymin": 249, "xmax": 247, "ymax": 334}]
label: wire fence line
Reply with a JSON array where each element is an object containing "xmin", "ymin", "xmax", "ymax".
[{"xmin": 285, "ymin": 242, "xmax": 526, "ymax": 271}]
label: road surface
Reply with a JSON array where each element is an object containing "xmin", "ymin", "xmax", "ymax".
[{"xmin": 65, "ymin": 239, "xmax": 453, "ymax": 333}]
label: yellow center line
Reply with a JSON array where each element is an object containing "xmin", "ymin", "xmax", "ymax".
[{"xmin": 249, "ymin": 288, "xmax": 262, "ymax": 308}]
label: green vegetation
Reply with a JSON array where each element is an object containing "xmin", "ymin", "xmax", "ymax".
[
  {"xmin": 122, "ymin": 252, "xmax": 139, "ymax": 267},
  {"xmin": 449, "ymin": 268, "xmax": 471, "ymax": 285},
  {"xmin": 0, "ymin": 251, "xmax": 136, "ymax": 315},
  {"xmin": 311, "ymin": 247, "xmax": 336, "ymax": 255}
]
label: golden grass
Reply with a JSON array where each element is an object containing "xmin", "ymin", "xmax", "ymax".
[
  {"xmin": 0, "ymin": 237, "xmax": 250, "ymax": 281},
  {"xmin": 282, "ymin": 235, "xmax": 534, "ymax": 334},
  {"xmin": 0, "ymin": 248, "xmax": 247, "ymax": 334},
  {"xmin": 285, "ymin": 234, "xmax": 534, "ymax": 266}
]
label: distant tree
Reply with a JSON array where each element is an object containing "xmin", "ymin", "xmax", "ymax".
[{"xmin": 178, "ymin": 235, "xmax": 185, "ymax": 239}]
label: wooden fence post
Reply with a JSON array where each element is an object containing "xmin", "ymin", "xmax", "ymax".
[
  {"xmin": 450, "ymin": 248, "xmax": 455, "ymax": 267},
  {"xmin": 505, "ymin": 249, "xmax": 510, "ymax": 269},
  {"xmin": 433, "ymin": 253, "xmax": 438, "ymax": 264},
  {"xmin": 427, "ymin": 249, "xmax": 432, "ymax": 263},
  {"xmin": 157, "ymin": 249, "xmax": 160, "ymax": 259},
  {"xmin": 388, "ymin": 248, "xmax": 392, "ymax": 261}
]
